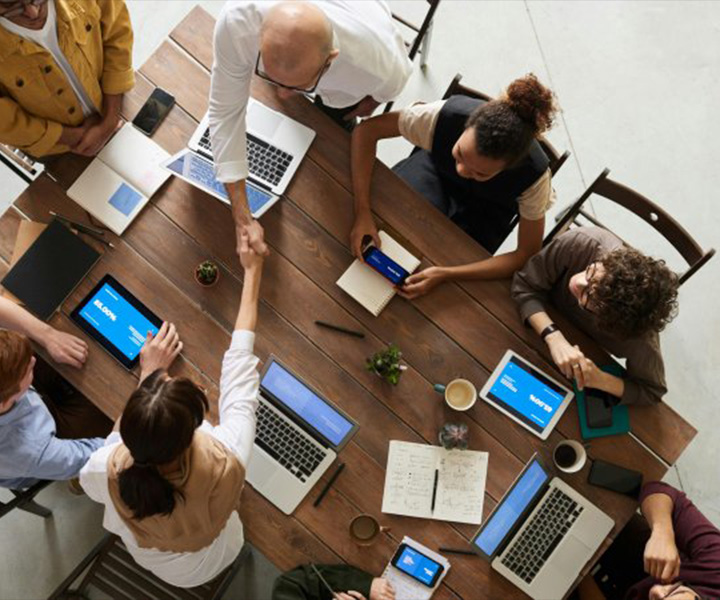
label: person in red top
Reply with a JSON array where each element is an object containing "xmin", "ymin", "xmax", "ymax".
[{"xmin": 577, "ymin": 482, "xmax": 720, "ymax": 600}]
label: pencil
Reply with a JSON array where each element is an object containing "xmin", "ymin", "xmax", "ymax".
[
  {"xmin": 315, "ymin": 320, "xmax": 365, "ymax": 338},
  {"xmin": 313, "ymin": 462, "xmax": 345, "ymax": 507},
  {"xmin": 439, "ymin": 547, "xmax": 477, "ymax": 556}
]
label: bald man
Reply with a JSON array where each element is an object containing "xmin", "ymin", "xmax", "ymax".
[{"xmin": 209, "ymin": 1, "xmax": 412, "ymax": 257}]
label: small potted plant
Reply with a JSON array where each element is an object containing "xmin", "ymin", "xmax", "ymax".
[
  {"xmin": 438, "ymin": 423, "xmax": 469, "ymax": 450},
  {"xmin": 366, "ymin": 343, "xmax": 406, "ymax": 385},
  {"xmin": 194, "ymin": 260, "xmax": 220, "ymax": 287}
]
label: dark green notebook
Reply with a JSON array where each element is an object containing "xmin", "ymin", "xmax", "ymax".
[{"xmin": 575, "ymin": 363, "xmax": 630, "ymax": 440}]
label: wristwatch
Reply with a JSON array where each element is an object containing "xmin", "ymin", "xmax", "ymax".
[{"xmin": 540, "ymin": 323, "xmax": 559, "ymax": 341}]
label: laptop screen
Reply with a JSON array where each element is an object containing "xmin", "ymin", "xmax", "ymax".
[
  {"xmin": 472, "ymin": 457, "xmax": 550, "ymax": 559},
  {"xmin": 261, "ymin": 361, "xmax": 355, "ymax": 448}
]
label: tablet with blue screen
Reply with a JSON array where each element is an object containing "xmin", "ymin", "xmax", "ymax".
[
  {"xmin": 70, "ymin": 274, "xmax": 163, "ymax": 369},
  {"xmin": 479, "ymin": 350, "xmax": 574, "ymax": 439}
]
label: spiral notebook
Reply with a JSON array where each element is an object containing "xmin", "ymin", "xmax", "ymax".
[{"xmin": 336, "ymin": 231, "xmax": 421, "ymax": 316}]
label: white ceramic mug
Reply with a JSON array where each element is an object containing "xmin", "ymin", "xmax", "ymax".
[
  {"xmin": 553, "ymin": 440, "xmax": 587, "ymax": 474},
  {"xmin": 434, "ymin": 379, "xmax": 477, "ymax": 412}
]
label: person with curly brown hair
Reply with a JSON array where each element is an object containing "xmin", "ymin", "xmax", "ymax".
[
  {"xmin": 511, "ymin": 227, "xmax": 680, "ymax": 405},
  {"xmin": 350, "ymin": 74, "xmax": 559, "ymax": 298}
]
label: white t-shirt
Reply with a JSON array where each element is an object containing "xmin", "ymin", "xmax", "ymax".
[
  {"xmin": 0, "ymin": 0, "xmax": 95, "ymax": 117},
  {"xmin": 80, "ymin": 330, "xmax": 260, "ymax": 588},
  {"xmin": 210, "ymin": 0, "xmax": 413, "ymax": 183}
]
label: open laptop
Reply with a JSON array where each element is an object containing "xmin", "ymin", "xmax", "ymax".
[
  {"xmin": 247, "ymin": 356, "xmax": 359, "ymax": 515},
  {"xmin": 472, "ymin": 454, "xmax": 614, "ymax": 600},
  {"xmin": 188, "ymin": 97, "xmax": 316, "ymax": 195}
]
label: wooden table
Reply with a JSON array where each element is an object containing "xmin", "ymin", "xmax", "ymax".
[{"xmin": 0, "ymin": 7, "xmax": 696, "ymax": 599}]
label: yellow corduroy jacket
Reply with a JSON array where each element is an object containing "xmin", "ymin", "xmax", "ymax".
[{"xmin": 0, "ymin": 0, "xmax": 134, "ymax": 156}]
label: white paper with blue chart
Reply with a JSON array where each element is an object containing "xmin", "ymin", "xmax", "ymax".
[
  {"xmin": 67, "ymin": 123, "xmax": 170, "ymax": 235},
  {"xmin": 382, "ymin": 440, "xmax": 489, "ymax": 524},
  {"xmin": 382, "ymin": 536, "xmax": 450, "ymax": 600}
]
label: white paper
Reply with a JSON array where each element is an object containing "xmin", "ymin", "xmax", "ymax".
[
  {"xmin": 382, "ymin": 536, "xmax": 451, "ymax": 600},
  {"xmin": 382, "ymin": 441, "xmax": 488, "ymax": 525}
]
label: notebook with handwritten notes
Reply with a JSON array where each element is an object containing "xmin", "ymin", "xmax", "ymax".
[{"xmin": 382, "ymin": 441, "xmax": 489, "ymax": 525}]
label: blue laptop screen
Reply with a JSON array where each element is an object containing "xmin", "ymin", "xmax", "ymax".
[
  {"xmin": 474, "ymin": 459, "xmax": 550, "ymax": 557},
  {"xmin": 77, "ymin": 281, "xmax": 159, "ymax": 361},
  {"xmin": 486, "ymin": 355, "xmax": 568, "ymax": 433},
  {"xmin": 165, "ymin": 152, "xmax": 274, "ymax": 215},
  {"xmin": 261, "ymin": 361, "xmax": 354, "ymax": 447}
]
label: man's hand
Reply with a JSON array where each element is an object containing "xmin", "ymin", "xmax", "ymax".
[
  {"xmin": 236, "ymin": 220, "xmax": 269, "ymax": 258},
  {"xmin": 397, "ymin": 266, "xmax": 446, "ymax": 300},
  {"xmin": 44, "ymin": 328, "xmax": 88, "ymax": 369},
  {"xmin": 139, "ymin": 322, "xmax": 183, "ymax": 381},
  {"xmin": 238, "ymin": 230, "xmax": 264, "ymax": 273},
  {"xmin": 350, "ymin": 209, "xmax": 380, "ymax": 258},
  {"xmin": 546, "ymin": 332, "xmax": 586, "ymax": 380},
  {"xmin": 73, "ymin": 116, "xmax": 121, "ymax": 156},
  {"xmin": 369, "ymin": 578, "xmax": 395, "ymax": 600},
  {"xmin": 344, "ymin": 95, "xmax": 381, "ymax": 121},
  {"xmin": 644, "ymin": 527, "xmax": 681, "ymax": 583}
]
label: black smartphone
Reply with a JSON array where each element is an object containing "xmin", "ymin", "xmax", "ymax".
[
  {"xmin": 391, "ymin": 543, "xmax": 445, "ymax": 588},
  {"xmin": 588, "ymin": 459, "xmax": 643, "ymax": 499},
  {"xmin": 586, "ymin": 390, "xmax": 614, "ymax": 429},
  {"xmin": 361, "ymin": 240, "xmax": 410, "ymax": 285},
  {"xmin": 132, "ymin": 87, "xmax": 175, "ymax": 136}
]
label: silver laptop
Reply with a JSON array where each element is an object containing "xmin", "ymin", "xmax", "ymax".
[
  {"xmin": 472, "ymin": 454, "xmax": 613, "ymax": 599},
  {"xmin": 248, "ymin": 356, "xmax": 359, "ymax": 515},
  {"xmin": 188, "ymin": 97, "xmax": 316, "ymax": 195}
]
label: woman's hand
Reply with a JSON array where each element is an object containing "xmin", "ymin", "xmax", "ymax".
[
  {"xmin": 139, "ymin": 322, "xmax": 183, "ymax": 381},
  {"xmin": 350, "ymin": 209, "xmax": 380, "ymax": 259},
  {"xmin": 546, "ymin": 332, "xmax": 585, "ymax": 380},
  {"xmin": 238, "ymin": 230, "xmax": 265, "ymax": 273},
  {"xmin": 397, "ymin": 267, "xmax": 446, "ymax": 299},
  {"xmin": 369, "ymin": 578, "xmax": 395, "ymax": 600}
]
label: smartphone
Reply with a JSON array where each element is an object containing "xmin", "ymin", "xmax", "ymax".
[
  {"xmin": 132, "ymin": 88, "xmax": 175, "ymax": 136},
  {"xmin": 391, "ymin": 543, "xmax": 445, "ymax": 588},
  {"xmin": 586, "ymin": 390, "xmax": 614, "ymax": 429},
  {"xmin": 588, "ymin": 459, "xmax": 643, "ymax": 499},
  {"xmin": 362, "ymin": 242, "xmax": 410, "ymax": 285}
]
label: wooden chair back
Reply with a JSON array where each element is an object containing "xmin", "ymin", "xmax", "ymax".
[
  {"xmin": 0, "ymin": 480, "xmax": 52, "ymax": 519},
  {"xmin": 546, "ymin": 168, "xmax": 715, "ymax": 286},
  {"xmin": 442, "ymin": 73, "xmax": 570, "ymax": 176}
]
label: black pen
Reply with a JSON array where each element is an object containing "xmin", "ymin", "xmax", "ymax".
[
  {"xmin": 431, "ymin": 468, "xmax": 439, "ymax": 513},
  {"xmin": 313, "ymin": 462, "xmax": 345, "ymax": 507},
  {"xmin": 50, "ymin": 211, "xmax": 106, "ymax": 236},
  {"xmin": 439, "ymin": 547, "xmax": 476, "ymax": 556},
  {"xmin": 315, "ymin": 320, "xmax": 365, "ymax": 339}
]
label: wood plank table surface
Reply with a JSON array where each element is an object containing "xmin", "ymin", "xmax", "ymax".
[{"xmin": 0, "ymin": 7, "xmax": 696, "ymax": 599}]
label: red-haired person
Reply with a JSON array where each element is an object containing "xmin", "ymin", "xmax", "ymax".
[
  {"xmin": 0, "ymin": 297, "xmax": 111, "ymax": 489},
  {"xmin": 350, "ymin": 74, "xmax": 558, "ymax": 298}
]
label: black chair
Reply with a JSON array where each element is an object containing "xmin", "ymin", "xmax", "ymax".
[
  {"xmin": 49, "ymin": 534, "xmax": 251, "ymax": 600},
  {"xmin": 0, "ymin": 480, "xmax": 53, "ymax": 519},
  {"xmin": 546, "ymin": 168, "xmax": 715, "ymax": 286}
]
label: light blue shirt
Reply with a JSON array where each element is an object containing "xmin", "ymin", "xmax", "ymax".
[{"xmin": 0, "ymin": 387, "xmax": 104, "ymax": 489}]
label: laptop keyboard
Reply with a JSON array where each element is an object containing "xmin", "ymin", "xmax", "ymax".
[
  {"xmin": 198, "ymin": 128, "xmax": 293, "ymax": 187},
  {"xmin": 255, "ymin": 402, "xmax": 326, "ymax": 482},
  {"xmin": 501, "ymin": 487, "xmax": 584, "ymax": 584}
]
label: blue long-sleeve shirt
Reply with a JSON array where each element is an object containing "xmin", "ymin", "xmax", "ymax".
[{"xmin": 0, "ymin": 387, "xmax": 104, "ymax": 489}]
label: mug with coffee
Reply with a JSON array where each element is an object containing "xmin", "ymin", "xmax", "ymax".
[
  {"xmin": 433, "ymin": 379, "xmax": 477, "ymax": 411},
  {"xmin": 553, "ymin": 440, "xmax": 587, "ymax": 474},
  {"xmin": 349, "ymin": 514, "xmax": 388, "ymax": 545}
]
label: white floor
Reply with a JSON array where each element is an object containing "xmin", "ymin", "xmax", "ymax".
[{"xmin": 1, "ymin": 2, "xmax": 719, "ymax": 598}]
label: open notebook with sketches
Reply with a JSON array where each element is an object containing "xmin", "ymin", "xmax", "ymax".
[
  {"xmin": 67, "ymin": 123, "xmax": 170, "ymax": 235},
  {"xmin": 336, "ymin": 230, "xmax": 421, "ymax": 316},
  {"xmin": 382, "ymin": 537, "xmax": 450, "ymax": 600},
  {"xmin": 382, "ymin": 441, "xmax": 489, "ymax": 525}
]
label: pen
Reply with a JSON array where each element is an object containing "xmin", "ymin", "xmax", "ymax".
[
  {"xmin": 50, "ymin": 211, "xmax": 106, "ymax": 236},
  {"xmin": 438, "ymin": 547, "xmax": 477, "ymax": 556},
  {"xmin": 431, "ymin": 468, "xmax": 439, "ymax": 513},
  {"xmin": 313, "ymin": 462, "xmax": 345, "ymax": 507},
  {"xmin": 315, "ymin": 320, "xmax": 365, "ymax": 339}
]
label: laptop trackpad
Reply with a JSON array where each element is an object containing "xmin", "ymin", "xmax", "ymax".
[
  {"xmin": 248, "ymin": 102, "xmax": 282, "ymax": 139},
  {"xmin": 552, "ymin": 536, "xmax": 591, "ymax": 574}
]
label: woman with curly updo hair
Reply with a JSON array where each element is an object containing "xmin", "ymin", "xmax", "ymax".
[
  {"xmin": 350, "ymin": 74, "xmax": 558, "ymax": 299},
  {"xmin": 511, "ymin": 227, "xmax": 680, "ymax": 405}
]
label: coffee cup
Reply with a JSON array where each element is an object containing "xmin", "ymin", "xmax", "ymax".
[
  {"xmin": 434, "ymin": 379, "xmax": 477, "ymax": 412},
  {"xmin": 349, "ymin": 514, "xmax": 388, "ymax": 545},
  {"xmin": 553, "ymin": 440, "xmax": 587, "ymax": 474}
]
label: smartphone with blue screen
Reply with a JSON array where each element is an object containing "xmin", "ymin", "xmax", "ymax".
[
  {"xmin": 391, "ymin": 543, "xmax": 444, "ymax": 587},
  {"xmin": 362, "ymin": 241, "xmax": 409, "ymax": 285}
]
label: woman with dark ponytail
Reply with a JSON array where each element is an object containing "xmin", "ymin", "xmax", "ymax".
[
  {"xmin": 351, "ymin": 74, "xmax": 559, "ymax": 298},
  {"xmin": 80, "ymin": 232, "xmax": 264, "ymax": 587}
]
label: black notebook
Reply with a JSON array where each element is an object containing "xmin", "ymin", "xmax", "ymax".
[{"xmin": 1, "ymin": 219, "xmax": 100, "ymax": 320}]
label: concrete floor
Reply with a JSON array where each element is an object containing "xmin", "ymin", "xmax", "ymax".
[{"xmin": 1, "ymin": 2, "xmax": 719, "ymax": 598}]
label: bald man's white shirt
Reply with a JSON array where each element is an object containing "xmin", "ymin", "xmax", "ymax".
[{"xmin": 209, "ymin": 0, "xmax": 412, "ymax": 183}]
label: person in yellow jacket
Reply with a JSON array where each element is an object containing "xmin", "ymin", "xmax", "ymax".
[{"xmin": 0, "ymin": 0, "xmax": 134, "ymax": 157}]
